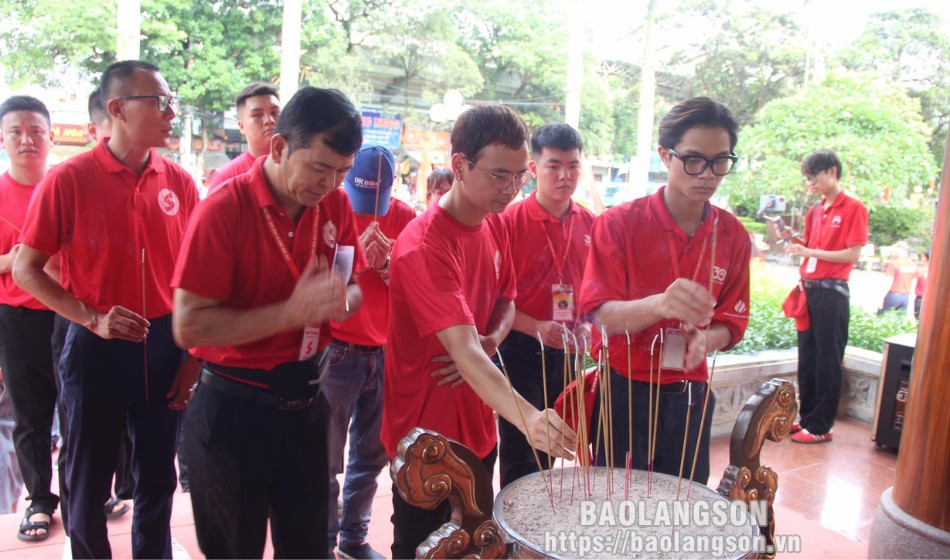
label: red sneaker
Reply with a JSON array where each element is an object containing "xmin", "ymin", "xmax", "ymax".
[
  {"xmin": 790, "ymin": 422, "xmax": 803, "ymax": 434},
  {"xmin": 791, "ymin": 429, "xmax": 832, "ymax": 444}
]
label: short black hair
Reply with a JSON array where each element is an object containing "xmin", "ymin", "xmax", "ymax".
[
  {"xmin": 273, "ymin": 87, "xmax": 362, "ymax": 156},
  {"xmin": 659, "ymin": 97, "xmax": 739, "ymax": 151},
  {"xmin": 427, "ymin": 168, "xmax": 454, "ymax": 190},
  {"xmin": 451, "ymin": 104, "xmax": 528, "ymax": 162},
  {"xmin": 801, "ymin": 149, "xmax": 842, "ymax": 179},
  {"xmin": 0, "ymin": 95, "xmax": 51, "ymax": 127},
  {"xmin": 235, "ymin": 82, "xmax": 279, "ymax": 111},
  {"xmin": 101, "ymin": 60, "xmax": 160, "ymax": 102},
  {"xmin": 531, "ymin": 123, "xmax": 583, "ymax": 155},
  {"xmin": 88, "ymin": 87, "xmax": 109, "ymax": 124}
]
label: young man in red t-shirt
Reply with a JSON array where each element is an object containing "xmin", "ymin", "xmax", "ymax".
[
  {"xmin": 172, "ymin": 87, "xmax": 365, "ymax": 559},
  {"xmin": 580, "ymin": 97, "xmax": 751, "ymax": 485},
  {"xmin": 383, "ymin": 105, "xmax": 577, "ymax": 558},
  {"xmin": 14, "ymin": 61, "xmax": 199, "ymax": 558},
  {"xmin": 498, "ymin": 123, "xmax": 595, "ymax": 488},
  {"xmin": 0, "ymin": 95, "xmax": 59, "ymax": 541},
  {"xmin": 207, "ymin": 82, "xmax": 281, "ymax": 193},
  {"xmin": 324, "ymin": 145, "xmax": 416, "ymax": 559},
  {"xmin": 783, "ymin": 149, "xmax": 868, "ymax": 443}
]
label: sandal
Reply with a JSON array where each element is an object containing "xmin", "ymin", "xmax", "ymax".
[
  {"xmin": 17, "ymin": 506, "xmax": 52, "ymax": 542},
  {"xmin": 104, "ymin": 496, "xmax": 131, "ymax": 520}
]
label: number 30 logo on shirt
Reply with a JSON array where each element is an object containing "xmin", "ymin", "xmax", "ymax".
[{"xmin": 158, "ymin": 189, "xmax": 180, "ymax": 216}]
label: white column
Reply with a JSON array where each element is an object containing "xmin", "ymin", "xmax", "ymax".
[{"xmin": 279, "ymin": 0, "xmax": 303, "ymax": 102}]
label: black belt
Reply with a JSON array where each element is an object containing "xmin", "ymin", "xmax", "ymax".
[
  {"xmin": 199, "ymin": 369, "xmax": 316, "ymax": 411},
  {"xmin": 629, "ymin": 378, "xmax": 693, "ymax": 394},
  {"xmin": 802, "ymin": 278, "xmax": 850, "ymax": 298},
  {"xmin": 334, "ymin": 340, "xmax": 385, "ymax": 354}
]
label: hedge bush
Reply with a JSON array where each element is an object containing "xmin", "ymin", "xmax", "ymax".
[{"xmin": 725, "ymin": 262, "xmax": 918, "ymax": 355}]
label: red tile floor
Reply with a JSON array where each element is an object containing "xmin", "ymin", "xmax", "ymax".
[{"xmin": 0, "ymin": 415, "xmax": 895, "ymax": 559}]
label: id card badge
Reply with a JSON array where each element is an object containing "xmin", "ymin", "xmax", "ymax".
[
  {"xmin": 805, "ymin": 256, "xmax": 817, "ymax": 274},
  {"xmin": 551, "ymin": 284, "xmax": 575, "ymax": 322},
  {"xmin": 298, "ymin": 324, "xmax": 321, "ymax": 361},
  {"xmin": 661, "ymin": 328, "xmax": 686, "ymax": 370}
]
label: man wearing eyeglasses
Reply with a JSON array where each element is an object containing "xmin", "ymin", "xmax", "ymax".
[
  {"xmin": 207, "ymin": 82, "xmax": 280, "ymax": 193},
  {"xmin": 14, "ymin": 60, "xmax": 198, "ymax": 559},
  {"xmin": 382, "ymin": 105, "xmax": 578, "ymax": 558},
  {"xmin": 496, "ymin": 123, "xmax": 595, "ymax": 488},
  {"xmin": 782, "ymin": 149, "xmax": 867, "ymax": 444},
  {"xmin": 579, "ymin": 97, "xmax": 751, "ymax": 485}
]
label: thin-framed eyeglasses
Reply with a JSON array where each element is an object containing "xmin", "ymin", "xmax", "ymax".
[
  {"xmin": 116, "ymin": 95, "xmax": 179, "ymax": 112},
  {"xmin": 667, "ymin": 148, "xmax": 737, "ymax": 176},
  {"xmin": 466, "ymin": 158, "xmax": 533, "ymax": 191}
]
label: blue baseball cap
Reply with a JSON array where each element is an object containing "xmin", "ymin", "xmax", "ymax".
[{"xmin": 343, "ymin": 145, "xmax": 396, "ymax": 216}]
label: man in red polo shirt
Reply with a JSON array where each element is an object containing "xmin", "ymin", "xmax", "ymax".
[
  {"xmin": 580, "ymin": 97, "xmax": 751, "ymax": 485},
  {"xmin": 383, "ymin": 105, "xmax": 577, "ymax": 558},
  {"xmin": 172, "ymin": 87, "xmax": 365, "ymax": 559},
  {"xmin": 0, "ymin": 95, "xmax": 59, "ymax": 541},
  {"xmin": 207, "ymin": 82, "xmax": 280, "ymax": 193},
  {"xmin": 14, "ymin": 61, "xmax": 199, "ymax": 559},
  {"xmin": 783, "ymin": 149, "xmax": 867, "ymax": 444},
  {"xmin": 324, "ymin": 145, "xmax": 416, "ymax": 560},
  {"xmin": 498, "ymin": 123, "xmax": 595, "ymax": 488}
]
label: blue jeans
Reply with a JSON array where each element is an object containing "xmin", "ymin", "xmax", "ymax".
[{"xmin": 323, "ymin": 340, "xmax": 388, "ymax": 554}]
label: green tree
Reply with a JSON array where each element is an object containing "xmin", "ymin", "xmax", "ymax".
[
  {"xmin": 660, "ymin": 0, "xmax": 807, "ymax": 127},
  {"xmin": 0, "ymin": 0, "xmax": 115, "ymax": 87},
  {"xmin": 728, "ymin": 72, "xmax": 937, "ymax": 216},
  {"xmin": 836, "ymin": 8, "xmax": 950, "ymax": 162}
]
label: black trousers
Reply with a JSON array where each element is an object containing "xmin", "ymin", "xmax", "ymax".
[
  {"xmin": 0, "ymin": 305, "xmax": 60, "ymax": 514},
  {"xmin": 797, "ymin": 285, "xmax": 850, "ymax": 435},
  {"xmin": 497, "ymin": 330, "xmax": 566, "ymax": 488},
  {"xmin": 590, "ymin": 368, "xmax": 714, "ymax": 485},
  {"xmin": 185, "ymin": 375, "xmax": 330, "ymax": 559},
  {"xmin": 391, "ymin": 447, "xmax": 496, "ymax": 560},
  {"xmin": 60, "ymin": 315, "xmax": 182, "ymax": 559}
]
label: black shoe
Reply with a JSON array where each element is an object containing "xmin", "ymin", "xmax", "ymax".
[
  {"xmin": 337, "ymin": 542, "xmax": 385, "ymax": 560},
  {"xmin": 104, "ymin": 497, "xmax": 130, "ymax": 520}
]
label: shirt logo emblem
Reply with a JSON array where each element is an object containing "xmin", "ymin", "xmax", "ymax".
[
  {"xmin": 158, "ymin": 189, "xmax": 180, "ymax": 216},
  {"xmin": 734, "ymin": 300, "xmax": 748, "ymax": 314},
  {"xmin": 832, "ymin": 215, "xmax": 843, "ymax": 225},
  {"xmin": 713, "ymin": 266, "xmax": 727, "ymax": 283},
  {"xmin": 584, "ymin": 234, "xmax": 591, "ymax": 246},
  {"xmin": 323, "ymin": 220, "xmax": 338, "ymax": 248}
]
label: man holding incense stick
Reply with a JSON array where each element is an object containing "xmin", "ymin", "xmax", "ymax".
[
  {"xmin": 172, "ymin": 87, "xmax": 365, "ymax": 558},
  {"xmin": 498, "ymin": 123, "xmax": 595, "ymax": 488},
  {"xmin": 580, "ymin": 97, "xmax": 751, "ymax": 485},
  {"xmin": 14, "ymin": 61, "xmax": 199, "ymax": 558},
  {"xmin": 382, "ymin": 104, "xmax": 577, "ymax": 558},
  {"xmin": 324, "ymin": 145, "xmax": 415, "ymax": 560}
]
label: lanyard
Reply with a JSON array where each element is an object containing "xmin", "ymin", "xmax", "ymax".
[
  {"xmin": 666, "ymin": 225, "xmax": 711, "ymax": 282},
  {"xmin": 541, "ymin": 212, "xmax": 575, "ymax": 283},
  {"xmin": 261, "ymin": 205, "xmax": 320, "ymax": 281}
]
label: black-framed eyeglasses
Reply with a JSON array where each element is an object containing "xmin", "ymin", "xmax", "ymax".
[
  {"xmin": 116, "ymin": 95, "xmax": 178, "ymax": 112},
  {"xmin": 667, "ymin": 148, "xmax": 737, "ymax": 176},
  {"xmin": 466, "ymin": 159, "xmax": 533, "ymax": 191}
]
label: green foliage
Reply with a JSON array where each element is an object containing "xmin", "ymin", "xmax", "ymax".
[
  {"xmin": 728, "ymin": 72, "xmax": 938, "ymax": 215},
  {"xmin": 738, "ymin": 218, "xmax": 766, "ymax": 236},
  {"xmin": 848, "ymin": 309, "xmax": 917, "ymax": 353},
  {"xmin": 0, "ymin": 0, "xmax": 115, "ymax": 86},
  {"xmin": 727, "ymin": 262, "xmax": 918, "ymax": 355},
  {"xmin": 868, "ymin": 205, "xmax": 936, "ymax": 247}
]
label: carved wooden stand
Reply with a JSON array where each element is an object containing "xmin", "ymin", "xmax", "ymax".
[{"xmin": 393, "ymin": 378, "xmax": 797, "ymax": 559}]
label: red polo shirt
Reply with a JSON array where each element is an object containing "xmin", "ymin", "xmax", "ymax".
[
  {"xmin": 0, "ymin": 172, "xmax": 46, "ymax": 309},
  {"xmin": 800, "ymin": 191, "xmax": 868, "ymax": 281},
  {"xmin": 503, "ymin": 191, "xmax": 595, "ymax": 330},
  {"xmin": 329, "ymin": 196, "xmax": 416, "ymax": 347},
  {"xmin": 21, "ymin": 140, "xmax": 198, "ymax": 318},
  {"xmin": 382, "ymin": 205, "xmax": 516, "ymax": 459},
  {"xmin": 579, "ymin": 187, "xmax": 751, "ymax": 383},
  {"xmin": 172, "ymin": 157, "xmax": 366, "ymax": 370},
  {"xmin": 207, "ymin": 151, "xmax": 258, "ymax": 194}
]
